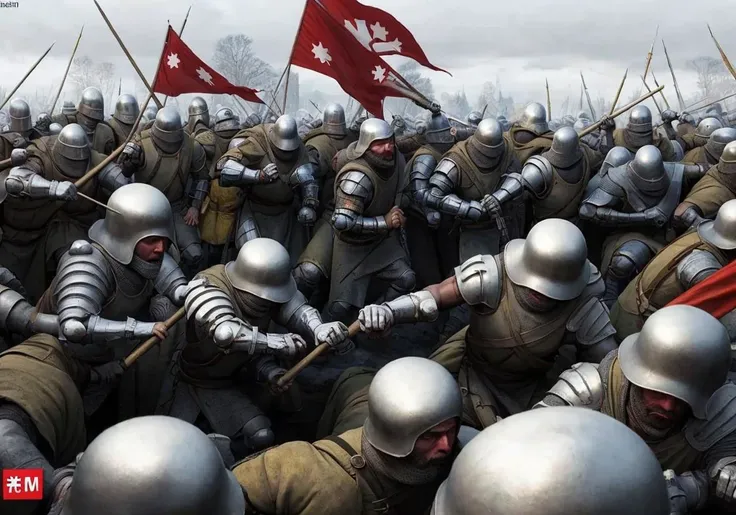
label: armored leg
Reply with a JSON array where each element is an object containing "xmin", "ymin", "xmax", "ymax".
[
  {"xmin": 603, "ymin": 240, "xmax": 654, "ymax": 307},
  {"xmin": 234, "ymin": 202, "xmax": 260, "ymax": 250},
  {"xmin": 241, "ymin": 414, "xmax": 275, "ymax": 452},
  {"xmin": 293, "ymin": 262, "xmax": 327, "ymax": 299},
  {"xmin": 175, "ymin": 216, "xmax": 204, "ymax": 279}
]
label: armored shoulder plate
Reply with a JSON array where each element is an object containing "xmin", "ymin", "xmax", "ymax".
[
  {"xmin": 546, "ymin": 362, "xmax": 604, "ymax": 409},
  {"xmin": 430, "ymin": 158, "xmax": 460, "ymax": 191},
  {"xmin": 598, "ymin": 169, "xmax": 628, "ymax": 198},
  {"xmin": 686, "ymin": 383, "xmax": 736, "ymax": 452},
  {"xmin": 154, "ymin": 253, "xmax": 188, "ymax": 304},
  {"xmin": 566, "ymin": 296, "xmax": 616, "ymax": 345},
  {"xmin": 412, "ymin": 153, "xmax": 438, "ymax": 180},
  {"xmin": 337, "ymin": 170, "xmax": 373, "ymax": 200},
  {"xmin": 581, "ymin": 186, "xmax": 617, "ymax": 209},
  {"xmin": 184, "ymin": 277, "xmax": 237, "ymax": 327},
  {"xmin": 276, "ymin": 290, "xmax": 309, "ymax": 324},
  {"xmin": 521, "ymin": 154, "xmax": 555, "ymax": 199},
  {"xmin": 434, "ymin": 157, "xmax": 459, "ymax": 175},
  {"xmin": 454, "ymin": 254, "xmax": 502, "ymax": 310},
  {"xmin": 676, "ymin": 249, "xmax": 723, "ymax": 290},
  {"xmin": 288, "ymin": 163, "xmax": 317, "ymax": 187}
]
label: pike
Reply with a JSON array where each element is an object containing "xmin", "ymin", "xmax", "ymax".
[
  {"xmin": 661, "ymin": 40, "xmax": 686, "ymax": 112},
  {"xmin": 643, "ymin": 25, "xmax": 659, "ymax": 81},
  {"xmin": 691, "ymin": 92, "xmax": 736, "ymax": 112},
  {"xmin": 118, "ymin": 77, "xmax": 121, "ymax": 96},
  {"xmin": 545, "ymin": 78, "xmax": 552, "ymax": 121},
  {"xmin": 580, "ymin": 85, "xmax": 665, "ymax": 138},
  {"xmin": 609, "ymin": 68, "xmax": 628, "ymax": 115},
  {"xmin": 708, "ymin": 24, "xmax": 736, "ymax": 85},
  {"xmin": 78, "ymin": 191, "xmax": 123, "ymax": 214},
  {"xmin": 310, "ymin": 100, "xmax": 322, "ymax": 113},
  {"xmin": 50, "ymin": 26, "xmax": 84, "ymax": 115},
  {"xmin": 0, "ymin": 42, "xmax": 55, "ymax": 111},
  {"xmin": 480, "ymin": 103, "xmax": 488, "ymax": 119},
  {"xmin": 649, "ymin": 71, "xmax": 671, "ymax": 110},
  {"xmin": 162, "ymin": 5, "xmax": 192, "ymax": 106},
  {"xmin": 580, "ymin": 71, "xmax": 597, "ymax": 120},
  {"xmin": 93, "ymin": 0, "xmax": 163, "ymax": 109},
  {"xmin": 640, "ymin": 76, "xmax": 664, "ymax": 116}
]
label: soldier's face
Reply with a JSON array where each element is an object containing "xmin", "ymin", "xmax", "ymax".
[
  {"xmin": 411, "ymin": 419, "xmax": 458, "ymax": 466},
  {"xmin": 639, "ymin": 388, "xmax": 689, "ymax": 427},
  {"xmin": 369, "ymin": 139, "xmax": 394, "ymax": 160},
  {"xmin": 134, "ymin": 236, "xmax": 167, "ymax": 262}
]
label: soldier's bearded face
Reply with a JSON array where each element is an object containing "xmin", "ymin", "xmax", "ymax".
[
  {"xmin": 134, "ymin": 236, "xmax": 167, "ymax": 262},
  {"xmin": 638, "ymin": 388, "xmax": 689, "ymax": 428},
  {"xmin": 369, "ymin": 139, "xmax": 394, "ymax": 160},
  {"xmin": 411, "ymin": 418, "xmax": 458, "ymax": 466}
]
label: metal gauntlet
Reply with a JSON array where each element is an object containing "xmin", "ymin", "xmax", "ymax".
[
  {"xmin": 218, "ymin": 160, "xmax": 263, "ymax": 186},
  {"xmin": 383, "ymin": 290, "xmax": 439, "ymax": 324},
  {"xmin": 189, "ymin": 179, "xmax": 210, "ymax": 210}
]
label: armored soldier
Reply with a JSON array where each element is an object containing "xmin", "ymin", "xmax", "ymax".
[
  {"xmin": 358, "ymin": 219, "xmax": 618, "ymax": 426},
  {"xmin": 106, "ymin": 94, "xmax": 140, "ymax": 148},
  {"xmin": 139, "ymin": 104, "xmax": 159, "ymax": 131},
  {"xmin": 481, "ymin": 126, "xmax": 603, "ymax": 226},
  {"xmin": 610, "ymin": 199, "xmax": 736, "ymax": 339},
  {"xmin": 56, "ymin": 416, "xmax": 246, "ymax": 515},
  {"xmin": 675, "ymin": 141, "xmax": 736, "ymax": 228},
  {"xmin": 680, "ymin": 116, "xmax": 723, "ymax": 152},
  {"xmin": 537, "ymin": 305, "xmax": 736, "ymax": 513},
  {"xmin": 167, "ymin": 238, "xmax": 350, "ymax": 452},
  {"xmin": 216, "ymin": 114, "xmax": 317, "ymax": 265},
  {"xmin": 241, "ymin": 112, "xmax": 262, "ymax": 130},
  {"xmin": 294, "ymin": 103, "xmax": 357, "ymax": 300},
  {"xmin": 427, "ymin": 118, "xmax": 522, "ymax": 261},
  {"xmin": 1, "ymin": 124, "xmax": 129, "ymax": 302},
  {"xmin": 584, "ymin": 146, "xmax": 633, "ymax": 200},
  {"xmin": 2, "ymin": 98, "xmax": 43, "ymax": 145},
  {"xmin": 325, "ymin": 118, "xmax": 413, "ymax": 324},
  {"xmin": 186, "ymin": 96, "xmax": 210, "ymax": 136},
  {"xmin": 51, "ymin": 88, "xmax": 116, "ymax": 155},
  {"xmin": 496, "ymin": 115, "xmax": 510, "ymax": 132},
  {"xmin": 505, "ymin": 102, "xmax": 555, "ymax": 164},
  {"xmin": 61, "ymin": 100, "xmax": 77, "ymax": 117},
  {"xmin": 48, "ymin": 122, "xmax": 63, "ymax": 136},
  {"xmin": 233, "ymin": 357, "xmax": 462, "ymax": 515},
  {"xmin": 578, "ymin": 145, "xmax": 708, "ymax": 305},
  {"xmin": 431, "ymin": 407, "xmax": 670, "ymax": 515},
  {"xmin": 612, "ymin": 105, "xmax": 677, "ymax": 161},
  {"xmin": 466, "ymin": 111, "xmax": 482, "ymax": 127},
  {"xmin": 118, "ymin": 106, "xmax": 209, "ymax": 277},
  {"xmin": 197, "ymin": 108, "xmax": 242, "ymax": 266},
  {"xmin": 683, "ymin": 127, "xmax": 736, "ymax": 169}
]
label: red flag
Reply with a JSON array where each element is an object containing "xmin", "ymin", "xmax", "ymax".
[
  {"xmin": 152, "ymin": 26, "xmax": 264, "ymax": 104},
  {"xmin": 291, "ymin": 0, "xmax": 412, "ymax": 117},
  {"xmin": 319, "ymin": 0, "xmax": 449, "ymax": 75},
  {"xmin": 666, "ymin": 259, "xmax": 736, "ymax": 319}
]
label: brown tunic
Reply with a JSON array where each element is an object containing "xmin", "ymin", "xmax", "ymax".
[
  {"xmin": 613, "ymin": 128, "xmax": 677, "ymax": 161},
  {"xmin": 681, "ymin": 163, "xmax": 736, "ymax": 218},
  {"xmin": 506, "ymin": 127, "xmax": 555, "ymax": 164},
  {"xmin": 197, "ymin": 130, "xmax": 240, "ymax": 246}
]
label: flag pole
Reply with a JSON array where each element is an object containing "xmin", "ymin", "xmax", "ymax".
[
  {"xmin": 281, "ymin": 0, "xmax": 310, "ymax": 114},
  {"xmin": 163, "ymin": 5, "xmax": 192, "ymax": 106}
]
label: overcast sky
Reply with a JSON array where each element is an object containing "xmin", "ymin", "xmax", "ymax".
[{"xmin": 0, "ymin": 0, "xmax": 734, "ymax": 116}]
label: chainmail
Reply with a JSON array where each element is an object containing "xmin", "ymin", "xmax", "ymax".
[
  {"xmin": 467, "ymin": 138, "xmax": 501, "ymax": 170},
  {"xmin": 360, "ymin": 431, "xmax": 446, "ymax": 486},
  {"xmin": 106, "ymin": 254, "xmax": 161, "ymax": 296},
  {"xmin": 623, "ymin": 128, "xmax": 653, "ymax": 149}
]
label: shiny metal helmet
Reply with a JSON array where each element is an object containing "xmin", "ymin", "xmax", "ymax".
[
  {"xmin": 151, "ymin": 107, "xmax": 184, "ymax": 149},
  {"xmin": 48, "ymin": 122, "xmax": 63, "ymax": 136},
  {"xmin": 627, "ymin": 105, "xmax": 653, "ymax": 134},
  {"xmin": 496, "ymin": 114, "xmax": 509, "ymax": 131},
  {"xmin": 695, "ymin": 117, "xmax": 723, "ymax": 139},
  {"xmin": 705, "ymin": 127, "xmax": 736, "ymax": 162},
  {"xmin": 628, "ymin": 145, "xmax": 668, "ymax": 194},
  {"xmin": 562, "ymin": 115, "xmax": 576, "ymax": 127},
  {"xmin": 322, "ymin": 103, "xmax": 347, "ymax": 137},
  {"xmin": 60, "ymin": 416, "xmax": 245, "ymax": 515},
  {"xmin": 52, "ymin": 124, "xmax": 91, "ymax": 178},
  {"xmin": 187, "ymin": 96, "xmax": 210, "ymax": 128},
  {"xmin": 425, "ymin": 113, "xmax": 453, "ymax": 145},
  {"xmin": 471, "ymin": 118, "xmax": 505, "ymax": 158},
  {"xmin": 545, "ymin": 126, "xmax": 582, "ymax": 168},
  {"xmin": 573, "ymin": 118, "xmax": 590, "ymax": 132},
  {"xmin": 77, "ymin": 87, "xmax": 105, "ymax": 122},
  {"xmin": 37, "ymin": 112, "xmax": 50, "ymax": 124},
  {"xmin": 601, "ymin": 146, "xmax": 633, "ymax": 175},
  {"xmin": 354, "ymin": 118, "xmax": 394, "ymax": 157},
  {"xmin": 577, "ymin": 110, "xmax": 592, "ymax": 121},
  {"xmin": 698, "ymin": 199, "xmax": 736, "ymax": 250},
  {"xmin": 267, "ymin": 115, "xmax": 300, "ymax": 152},
  {"xmin": 364, "ymin": 357, "xmax": 462, "ymax": 458},
  {"xmin": 224, "ymin": 238, "xmax": 297, "ymax": 303},
  {"xmin": 504, "ymin": 218, "xmax": 591, "ymax": 301},
  {"xmin": 213, "ymin": 107, "xmax": 240, "ymax": 133},
  {"xmin": 466, "ymin": 111, "xmax": 482, "ymax": 127},
  {"xmin": 431, "ymin": 408, "xmax": 669, "ymax": 515},
  {"xmin": 720, "ymin": 140, "xmax": 736, "ymax": 175},
  {"xmin": 62, "ymin": 101, "xmax": 76, "ymax": 115},
  {"xmin": 518, "ymin": 102, "xmax": 549, "ymax": 134},
  {"xmin": 8, "ymin": 98, "xmax": 31, "ymax": 133},
  {"xmin": 548, "ymin": 119, "xmax": 561, "ymax": 131},
  {"xmin": 143, "ymin": 105, "xmax": 159, "ymax": 122},
  {"xmin": 113, "ymin": 94, "xmax": 139, "ymax": 125},
  {"xmin": 88, "ymin": 183, "xmax": 176, "ymax": 265},
  {"xmin": 619, "ymin": 305, "xmax": 731, "ymax": 419}
]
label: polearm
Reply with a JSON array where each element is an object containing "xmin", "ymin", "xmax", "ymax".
[
  {"xmin": 580, "ymin": 85, "xmax": 665, "ymax": 138},
  {"xmin": 649, "ymin": 71, "xmax": 671, "ymax": 110},
  {"xmin": 0, "ymin": 42, "xmax": 55, "ymax": 111},
  {"xmin": 609, "ymin": 68, "xmax": 628, "ymax": 115},
  {"xmin": 643, "ymin": 25, "xmax": 659, "ymax": 81},
  {"xmin": 118, "ymin": 77, "xmax": 121, "ymax": 96},
  {"xmin": 50, "ymin": 26, "xmax": 83, "ymax": 115},
  {"xmin": 708, "ymin": 24, "xmax": 736, "ymax": 92},
  {"xmin": 310, "ymin": 100, "xmax": 322, "ymax": 113},
  {"xmin": 580, "ymin": 71, "xmax": 597, "ymax": 120},
  {"xmin": 480, "ymin": 103, "xmax": 488, "ymax": 118},
  {"xmin": 545, "ymin": 78, "xmax": 552, "ymax": 121},
  {"xmin": 640, "ymin": 76, "xmax": 664, "ymax": 116},
  {"xmin": 661, "ymin": 40, "xmax": 686, "ymax": 112},
  {"xmin": 691, "ymin": 92, "xmax": 736, "ymax": 113},
  {"xmin": 93, "ymin": 0, "xmax": 163, "ymax": 109},
  {"xmin": 162, "ymin": 5, "xmax": 192, "ymax": 106}
]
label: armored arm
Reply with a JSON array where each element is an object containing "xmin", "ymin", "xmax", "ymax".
[
  {"xmin": 331, "ymin": 170, "xmax": 389, "ymax": 235},
  {"xmin": 217, "ymin": 159, "xmax": 273, "ymax": 186},
  {"xmin": 676, "ymin": 250, "xmax": 723, "ymax": 290},
  {"xmin": 567, "ymin": 296, "xmax": 619, "ymax": 362},
  {"xmin": 533, "ymin": 362, "xmax": 603, "ymax": 410},
  {"xmin": 55, "ymin": 241, "xmax": 157, "ymax": 343},
  {"xmin": 5, "ymin": 166, "xmax": 77, "ymax": 200},
  {"xmin": 154, "ymin": 253, "xmax": 188, "ymax": 305},
  {"xmin": 117, "ymin": 141, "xmax": 143, "ymax": 177},
  {"xmin": 408, "ymin": 154, "xmax": 441, "ymax": 224},
  {"xmin": 288, "ymin": 163, "xmax": 320, "ymax": 210},
  {"xmin": 426, "ymin": 159, "xmax": 484, "ymax": 221},
  {"xmin": 0, "ymin": 284, "xmax": 59, "ymax": 337},
  {"xmin": 579, "ymin": 184, "xmax": 666, "ymax": 227},
  {"xmin": 683, "ymin": 163, "xmax": 709, "ymax": 182},
  {"xmin": 453, "ymin": 126, "xmax": 475, "ymax": 142},
  {"xmin": 673, "ymin": 202, "xmax": 707, "ymax": 231},
  {"xmin": 96, "ymin": 162, "xmax": 131, "ymax": 198}
]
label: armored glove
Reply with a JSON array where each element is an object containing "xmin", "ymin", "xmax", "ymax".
[
  {"xmin": 9, "ymin": 148, "xmax": 27, "ymax": 166},
  {"xmin": 712, "ymin": 458, "xmax": 736, "ymax": 503},
  {"xmin": 358, "ymin": 304, "xmax": 395, "ymax": 336},
  {"xmin": 90, "ymin": 361, "xmax": 125, "ymax": 385},
  {"xmin": 118, "ymin": 142, "xmax": 142, "ymax": 175},
  {"xmin": 679, "ymin": 112, "xmax": 696, "ymax": 125},
  {"xmin": 0, "ymin": 266, "xmax": 27, "ymax": 298},
  {"xmin": 661, "ymin": 110, "xmax": 679, "ymax": 123},
  {"xmin": 213, "ymin": 318, "xmax": 307, "ymax": 360},
  {"xmin": 297, "ymin": 206, "xmax": 317, "ymax": 226},
  {"xmin": 260, "ymin": 162, "xmax": 279, "ymax": 182},
  {"xmin": 464, "ymin": 200, "xmax": 485, "ymax": 222},
  {"xmin": 314, "ymin": 321, "xmax": 353, "ymax": 355},
  {"xmin": 664, "ymin": 470, "xmax": 690, "ymax": 515},
  {"xmin": 11, "ymin": 136, "xmax": 27, "ymax": 149},
  {"xmin": 480, "ymin": 194, "xmax": 503, "ymax": 218},
  {"xmin": 428, "ymin": 102, "xmax": 441, "ymax": 115},
  {"xmin": 644, "ymin": 206, "xmax": 669, "ymax": 227},
  {"xmin": 599, "ymin": 114, "xmax": 616, "ymax": 131},
  {"xmin": 51, "ymin": 181, "xmax": 77, "ymax": 201}
]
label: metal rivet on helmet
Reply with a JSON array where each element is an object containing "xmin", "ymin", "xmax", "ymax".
[
  {"xmin": 695, "ymin": 117, "xmax": 723, "ymax": 139},
  {"xmin": 224, "ymin": 238, "xmax": 297, "ymax": 303}
]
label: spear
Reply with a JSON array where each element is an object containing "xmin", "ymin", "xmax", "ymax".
[
  {"xmin": 310, "ymin": 100, "xmax": 322, "ymax": 113},
  {"xmin": 708, "ymin": 24, "xmax": 736, "ymax": 86},
  {"xmin": 580, "ymin": 85, "xmax": 664, "ymax": 138},
  {"xmin": 609, "ymin": 68, "xmax": 628, "ymax": 115},
  {"xmin": 118, "ymin": 77, "xmax": 121, "ymax": 96},
  {"xmin": 643, "ymin": 25, "xmax": 659, "ymax": 81},
  {"xmin": 691, "ymin": 92, "xmax": 736, "ymax": 113},
  {"xmin": 640, "ymin": 76, "xmax": 664, "ymax": 116},
  {"xmin": 580, "ymin": 71, "xmax": 597, "ymax": 120},
  {"xmin": 649, "ymin": 71, "xmax": 671, "ymax": 110},
  {"xmin": 50, "ymin": 26, "xmax": 83, "ymax": 115},
  {"xmin": 93, "ymin": 0, "xmax": 163, "ymax": 109},
  {"xmin": 545, "ymin": 78, "xmax": 552, "ymax": 121},
  {"xmin": 661, "ymin": 40, "xmax": 686, "ymax": 112},
  {"xmin": 162, "ymin": 5, "xmax": 192, "ymax": 106},
  {"xmin": 579, "ymin": 84, "xmax": 584, "ymax": 111},
  {"xmin": 480, "ymin": 103, "xmax": 488, "ymax": 118},
  {"xmin": 0, "ymin": 42, "xmax": 55, "ymax": 111}
]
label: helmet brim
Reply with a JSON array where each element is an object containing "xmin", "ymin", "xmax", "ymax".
[
  {"xmin": 224, "ymin": 260, "xmax": 297, "ymax": 304},
  {"xmin": 698, "ymin": 221, "xmax": 736, "ymax": 250}
]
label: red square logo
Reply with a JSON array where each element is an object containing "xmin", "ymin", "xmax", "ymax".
[{"xmin": 2, "ymin": 469, "xmax": 43, "ymax": 500}]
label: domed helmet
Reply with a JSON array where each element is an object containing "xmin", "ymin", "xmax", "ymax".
[
  {"xmin": 88, "ymin": 183, "xmax": 177, "ymax": 265},
  {"xmin": 695, "ymin": 117, "xmax": 723, "ymax": 139},
  {"xmin": 431, "ymin": 408, "xmax": 670, "ymax": 515},
  {"xmin": 268, "ymin": 115, "xmax": 300, "ymax": 152},
  {"xmin": 425, "ymin": 113, "xmax": 453, "ymax": 145},
  {"xmin": 151, "ymin": 107, "xmax": 184, "ymax": 153},
  {"xmin": 705, "ymin": 127, "xmax": 736, "ymax": 163},
  {"xmin": 354, "ymin": 118, "xmax": 393, "ymax": 157},
  {"xmin": 187, "ymin": 97, "xmax": 210, "ymax": 130},
  {"xmin": 113, "ymin": 94, "xmax": 140, "ymax": 125},
  {"xmin": 48, "ymin": 122, "xmax": 63, "ymax": 135},
  {"xmin": 470, "ymin": 118, "xmax": 505, "ymax": 158},
  {"xmin": 518, "ymin": 102, "xmax": 549, "ymax": 134},
  {"xmin": 600, "ymin": 146, "xmax": 633, "ymax": 176},
  {"xmin": 77, "ymin": 87, "xmax": 105, "ymax": 122},
  {"xmin": 628, "ymin": 145, "xmax": 668, "ymax": 194},
  {"xmin": 720, "ymin": 140, "xmax": 736, "ymax": 174},
  {"xmin": 545, "ymin": 126, "xmax": 582, "ymax": 168},
  {"xmin": 224, "ymin": 238, "xmax": 297, "ymax": 303},
  {"xmin": 322, "ymin": 103, "xmax": 347, "ymax": 137},
  {"xmin": 213, "ymin": 107, "xmax": 240, "ymax": 134},
  {"xmin": 364, "ymin": 357, "xmax": 462, "ymax": 457},
  {"xmin": 698, "ymin": 198, "xmax": 736, "ymax": 251},
  {"xmin": 627, "ymin": 105, "xmax": 653, "ymax": 134},
  {"xmin": 619, "ymin": 305, "xmax": 731, "ymax": 419},
  {"xmin": 466, "ymin": 111, "xmax": 482, "ymax": 127},
  {"xmin": 8, "ymin": 98, "xmax": 31, "ymax": 133},
  {"xmin": 504, "ymin": 218, "xmax": 591, "ymax": 301},
  {"xmin": 52, "ymin": 124, "xmax": 91, "ymax": 178}
]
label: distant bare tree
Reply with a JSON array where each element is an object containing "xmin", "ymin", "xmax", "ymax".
[
  {"xmin": 68, "ymin": 55, "xmax": 117, "ymax": 114},
  {"xmin": 687, "ymin": 57, "xmax": 728, "ymax": 99},
  {"xmin": 475, "ymin": 81, "xmax": 500, "ymax": 116},
  {"xmin": 384, "ymin": 62, "xmax": 435, "ymax": 119}
]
